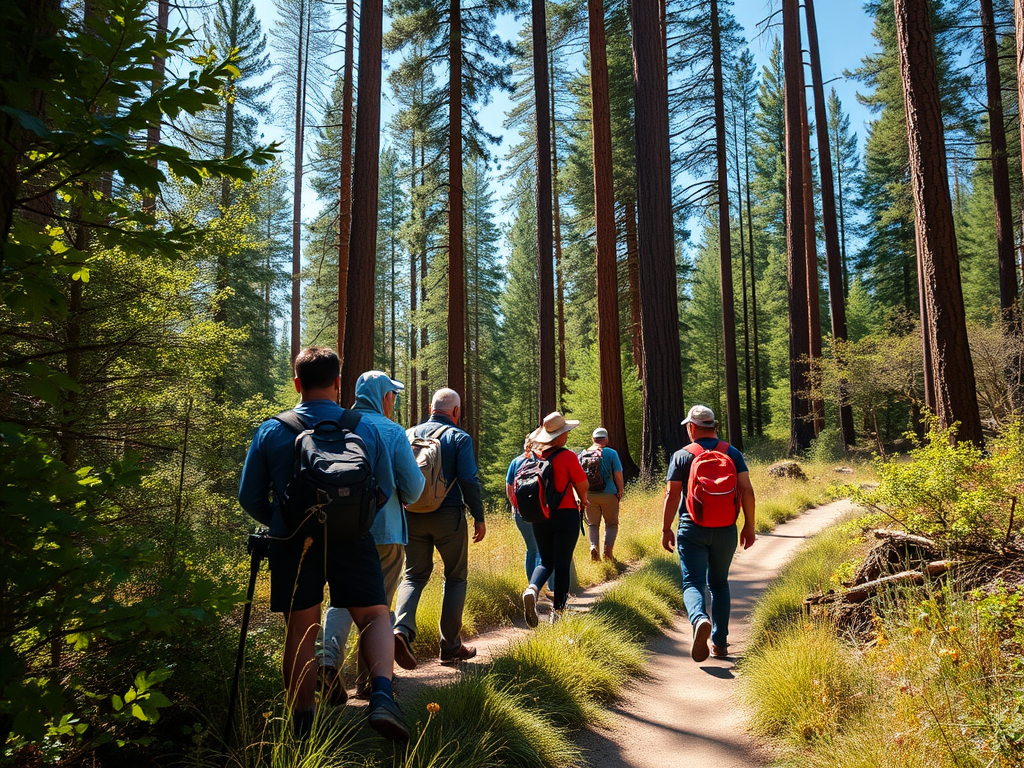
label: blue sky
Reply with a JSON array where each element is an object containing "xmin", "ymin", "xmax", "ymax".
[{"xmin": 245, "ymin": 0, "xmax": 881, "ymax": 231}]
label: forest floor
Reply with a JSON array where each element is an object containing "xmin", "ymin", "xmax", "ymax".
[{"xmin": 369, "ymin": 498, "xmax": 857, "ymax": 766}]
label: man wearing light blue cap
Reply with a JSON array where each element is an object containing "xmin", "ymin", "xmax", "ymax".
[{"xmin": 321, "ymin": 371, "xmax": 425, "ymax": 699}]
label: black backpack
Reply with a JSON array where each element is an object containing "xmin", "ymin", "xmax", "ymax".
[
  {"xmin": 274, "ymin": 410, "xmax": 382, "ymax": 540},
  {"xmin": 578, "ymin": 447, "xmax": 606, "ymax": 492},
  {"xmin": 513, "ymin": 448, "xmax": 571, "ymax": 523}
]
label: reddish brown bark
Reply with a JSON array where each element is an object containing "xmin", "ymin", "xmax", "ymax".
[
  {"xmin": 894, "ymin": 0, "xmax": 983, "ymax": 445},
  {"xmin": 448, "ymin": 0, "xmax": 466, "ymax": 415},
  {"xmin": 799, "ymin": 64, "xmax": 824, "ymax": 437},
  {"xmin": 340, "ymin": 0, "xmax": 383, "ymax": 404},
  {"xmin": 337, "ymin": 0, "xmax": 354, "ymax": 360},
  {"xmin": 588, "ymin": 0, "xmax": 638, "ymax": 478},
  {"xmin": 631, "ymin": 0, "xmax": 685, "ymax": 473},
  {"xmin": 550, "ymin": 50, "xmax": 567, "ymax": 405},
  {"xmin": 711, "ymin": 0, "xmax": 743, "ymax": 450},
  {"xmin": 624, "ymin": 200, "xmax": 643, "ymax": 371},
  {"xmin": 806, "ymin": 0, "xmax": 854, "ymax": 445},
  {"xmin": 783, "ymin": 0, "xmax": 814, "ymax": 453},
  {"xmin": 289, "ymin": 0, "xmax": 307, "ymax": 364},
  {"xmin": 534, "ymin": 0, "xmax": 556, "ymax": 422}
]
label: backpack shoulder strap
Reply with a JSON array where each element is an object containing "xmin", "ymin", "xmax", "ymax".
[
  {"xmin": 714, "ymin": 440, "xmax": 731, "ymax": 455},
  {"xmin": 273, "ymin": 410, "xmax": 308, "ymax": 434},
  {"xmin": 338, "ymin": 409, "xmax": 362, "ymax": 433},
  {"xmin": 683, "ymin": 442, "xmax": 704, "ymax": 458},
  {"xmin": 429, "ymin": 423, "xmax": 453, "ymax": 440}
]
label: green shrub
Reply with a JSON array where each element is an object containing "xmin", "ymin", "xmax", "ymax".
[{"xmin": 741, "ymin": 621, "xmax": 869, "ymax": 744}]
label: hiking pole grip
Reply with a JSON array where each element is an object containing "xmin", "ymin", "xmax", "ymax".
[{"xmin": 222, "ymin": 533, "xmax": 269, "ymax": 754}]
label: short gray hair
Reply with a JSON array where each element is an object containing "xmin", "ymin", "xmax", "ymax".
[{"xmin": 430, "ymin": 388, "xmax": 461, "ymax": 414}]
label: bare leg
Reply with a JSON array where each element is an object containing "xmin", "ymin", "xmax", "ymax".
[
  {"xmin": 349, "ymin": 604, "xmax": 395, "ymax": 680},
  {"xmin": 283, "ymin": 604, "xmax": 321, "ymax": 712}
]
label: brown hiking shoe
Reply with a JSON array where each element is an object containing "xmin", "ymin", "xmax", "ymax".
[
  {"xmin": 711, "ymin": 644, "xmax": 729, "ymax": 659},
  {"xmin": 691, "ymin": 618, "xmax": 712, "ymax": 662},
  {"xmin": 439, "ymin": 643, "xmax": 477, "ymax": 663},
  {"xmin": 393, "ymin": 630, "xmax": 418, "ymax": 671}
]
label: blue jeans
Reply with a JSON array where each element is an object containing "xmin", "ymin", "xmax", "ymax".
[
  {"xmin": 530, "ymin": 508, "xmax": 581, "ymax": 610},
  {"xmin": 514, "ymin": 513, "xmax": 556, "ymax": 590},
  {"xmin": 677, "ymin": 519, "xmax": 737, "ymax": 648}
]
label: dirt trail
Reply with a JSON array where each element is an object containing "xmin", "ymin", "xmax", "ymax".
[{"xmin": 575, "ymin": 498, "xmax": 858, "ymax": 767}]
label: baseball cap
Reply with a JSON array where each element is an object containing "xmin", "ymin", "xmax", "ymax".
[
  {"xmin": 681, "ymin": 405, "xmax": 716, "ymax": 428},
  {"xmin": 592, "ymin": 427, "xmax": 609, "ymax": 439},
  {"xmin": 356, "ymin": 370, "xmax": 405, "ymax": 392}
]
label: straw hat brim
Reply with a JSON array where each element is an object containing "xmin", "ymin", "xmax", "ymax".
[{"xmin": 529, "ymin": 419, "xmax": 580, "ymax": 444}]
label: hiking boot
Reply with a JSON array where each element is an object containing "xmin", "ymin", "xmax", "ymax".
[
  {"xmin": 319, "ymin": 665, "xmax": 348, "ymax": 707},
  {"xmin": 603, "ymin": 547, "xmax": 615, "ymax": 562},
  {"xmin": 393, "ymin": 629, "xmax": 418, "ymax": 671},
  {"xmin": 711, "ymin": 644, "xmax": 729, "ymax": 659},
  {"xmin": 549, "ymin": 609, "xmax": 562, "ymax": 625},
  {"xmin": 691, "ymin": 617, "xmax": 712, "ymax": 662},
  {"xmin": 590, "ymin": 547, "xmax": 601, "ymax": 562},
  {"xmin": 439, "ymin": 643, "xmax": 477, "ymax": 664},
  {"xmin": 523, "ymin": 586, "xmax": 539, "ymax": 628},
  {"xmin": 367, "ymin": 693, "xmax": 410, "ymax": 741}
]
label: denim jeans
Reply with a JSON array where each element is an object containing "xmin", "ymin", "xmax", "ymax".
[
  {"xmin": 394, "ymin": 507, "xmax": 469, "ymax": 651},
  {"xmin": 677, "ymin": 518, "xmax": 737, "ymax": 648},
  {"xmin": 530, "ymin": 508, "xmax": 581, "ymax": 610},
  {"xmin": 514, "ymin": 512, "xmax": 557, "ymax": 590}
]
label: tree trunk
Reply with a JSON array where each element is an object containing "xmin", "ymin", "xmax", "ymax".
[
  {"xmin": 420, "ymin": 229, "xmax": 428, "ymax": 417},
  {"xmin": 624, "ymin": 199, "xmax": 643, "ymax": 371},
  {"xmin": 894, "ymin": 0, "xmax": 984, "ymax": 445},
  {"xmin": 631, "ymin": 0, "xmax": 685, "ymax": 474},
  {"xmin": 589, "ymin": 0, "xmax": 638, "ymax": 479},
  {"xmin": 733, "ymin": 106, "xmax": 753, "ymax": 438},
  {"xmin": 551, "ymin": 49, "xmax": 567, "ymax": 406},
  {"xmin": 799, "ymin": 68, "xmax": 824, "ymax": 438},
  {"xmin": 744, "ymin": 117, "xmax": 762, "ymax": 436},
  {"xmin": 980, "ymin": 0, "xmax": 1022, "ymax": 410},
  {"xmin": 448, "ymin": 0, "xmax": 467, "ymax": 416},
  {"xmin": 832, "ymin": 95, "xmax": 850, "ymax": 298},
  {"xmin": 711, "ymin": 0, "xmax": 743, "ymax": 450},
  {"xmin": 783, "ymin": 0, "xmax": 815, "ymax": 453},
  {"xmin": 340, "ymin": 0, "xmax": 383, "ymax": 404},
  {"xmin": 337, "ymin": 0, "xmax": 354, "ymax": 359},
  {"xmin": 409, "ymin": 133, "xmax": 419, "ymax": 425},
  {"xmin": 289, "ymin": 0, "xmax": 307, "ymax": 364},
  {"xmin": 143, "ymin": 0, "xmax": 168, "ymax": 215},
  {"xmin": 806, "ymin": 0, "xmax": 855, "ymax": 445},
  {"xmin": 534, "ymin": 0, "xmax": 556, "ymax": 422}
]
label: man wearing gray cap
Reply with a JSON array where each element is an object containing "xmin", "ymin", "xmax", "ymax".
[
  {"xmin": 660, "ymin": 405, "xmax": 756, "ymax": 663},
  {"xmin": 578, "ymin": 427, "xmax": 625, "ymax": 561},
  {"xmin": 321, "ymin": 370, "xmax": 425, "ymax": 699}
]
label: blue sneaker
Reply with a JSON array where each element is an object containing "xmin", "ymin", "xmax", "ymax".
[{"xmin": 368, "ymin": 693, "xmax": 410, "ymax": 741}]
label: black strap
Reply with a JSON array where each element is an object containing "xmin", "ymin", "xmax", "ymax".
[{"xmin": 273, "ymin": 409, "xmax": 362, "ymax": 434}]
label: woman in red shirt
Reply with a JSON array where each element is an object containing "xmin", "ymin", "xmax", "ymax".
[{"xmin": 521, "ymin": 412, "xmax": 590, "ymax": 626}]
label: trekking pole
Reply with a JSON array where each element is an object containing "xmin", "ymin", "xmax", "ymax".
[{"xmin": 223, "ymin": 531, "xmax": 269, "ymax": 754}]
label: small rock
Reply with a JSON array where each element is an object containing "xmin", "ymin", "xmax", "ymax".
[
  {"xmin": 833, "ymin": 466, "xmax": 854, "ymax": 475},
  {"xmin": 767, "ymin": 460, "xmax": 807, "ymax": 480}
]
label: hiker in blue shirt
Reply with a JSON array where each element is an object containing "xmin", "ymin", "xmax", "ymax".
[
  {"xmin": 238, "ymin": 347, "xmax": 409, "ymax": 741},
  {"xmin": 321, "ymin": 371, "xmax": 425, "ymax": 699},
  {"xmin": 506, "ymin": 440, "xmax": 540, "ymax": 579},
  {"xmin": 660, "ymin": 405, "xmax": 756, "ymax": 663},
  {"xmin": 394, "ymin": 388, "xmax": 485, "ymax": 665},
  {"xmin": 579, "ymin": 427, "xmax": 626, "ymax": 561}
]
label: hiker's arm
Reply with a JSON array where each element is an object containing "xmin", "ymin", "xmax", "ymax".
[
  {"xmin": 238, "ymin": 427, "xmax": 273, "ymax": 527},
  {"xmin": 573, "ymin": 479, "xmax": 590, "ymax": 509},
  {"xmin": 661, "ymin": 481, "xmax": 682, "ymax": 553},
  {"xmin": 394, "ymin": 439, "xmax": 426, "ymax": 506},
  {"xmin": 453, "ymin": 432, "xmax": 485, "ymax": 523},
  {"xmin": 505, "ymin": 483, "xmax": 517, "ymax": 511},
  {"xmin": 737, "ymin": 471, "xmax": 756, "ymax": 549},
  {"xmin": 614, "ymin": 470, "xmax": 624, "ymax": 500}
]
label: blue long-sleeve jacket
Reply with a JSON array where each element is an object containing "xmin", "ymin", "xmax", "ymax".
[{"xmin": 351, "ymin": 373, "xmax": 425, "ymax": 546}]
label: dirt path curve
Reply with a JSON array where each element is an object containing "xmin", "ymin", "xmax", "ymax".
[{"xmin": 575, "ymin": 498, "xmax": 858, "ymax": 768}]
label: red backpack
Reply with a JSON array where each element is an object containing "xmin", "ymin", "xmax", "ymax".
[{"xmin": 684, "ymin": 441, "xmax": 740, "ymax": 528}]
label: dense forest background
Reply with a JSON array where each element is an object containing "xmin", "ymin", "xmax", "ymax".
[{"xmin": 3, "ymin": 0, "xmax": 1023, "ymax": 762}]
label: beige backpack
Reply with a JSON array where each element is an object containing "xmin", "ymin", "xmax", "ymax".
[{"xmin": 405, "ymin": 424, "xmax": 455, "ymax": 512}]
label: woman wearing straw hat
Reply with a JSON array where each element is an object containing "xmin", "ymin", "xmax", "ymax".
[{"xmin": 521, "ymin": 412, "xmax": 590, "ymax": 625}]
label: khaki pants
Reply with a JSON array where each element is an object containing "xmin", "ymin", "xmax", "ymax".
[{"xmin": 585, "ymin": 492, "xmax": 620, "ymax": 553}]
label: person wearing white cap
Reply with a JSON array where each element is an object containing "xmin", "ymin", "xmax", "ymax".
[
  {"xmin": 321, "ymin": 370, "xmax": 426, "ymax": 698},
  {"xmin": 660, "ymin": 405, "xmax": 756, "ymax": 663},
  {"xmin": 521, "ymin": 412, "xmax": 591, "ymax": 626},
  {"xmin": 578, "ymin": 427, "xmax": 625, "ymax": 561}
]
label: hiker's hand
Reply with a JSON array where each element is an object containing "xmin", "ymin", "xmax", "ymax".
[
  {"xmin": 740, "ymin": 527, "xmax": 755, "ymax": 550},
  {"xmin": 661, "ymin": 529, "xmax": 676, "ymax": 553},
  {"xmin": 473, "ymin": 520, "xmax": 486, "ymax": 543}
]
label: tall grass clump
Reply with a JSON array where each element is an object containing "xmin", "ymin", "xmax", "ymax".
[
  {"xmin": 589, "ymin": 563, "xmax": 678, "ymax": 639},
  {"xmin": 748, "ymin": 519, "xmax": 864, "ymax": 644},
  {"xmin": 397, "ymin": 674, "xmax": 580, "ymax": 768},
  {"xmin": 741, "ymin": 621, "xmax": 870, "ymax": 744}
]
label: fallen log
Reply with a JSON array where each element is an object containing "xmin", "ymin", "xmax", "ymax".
[
  {"xmin": 805, "ymin": 561, "xmax": 955, "ymax": 606},
  {"xmin": 871, "ymin": 529, "xmax": 941, "ymax": 551}
]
